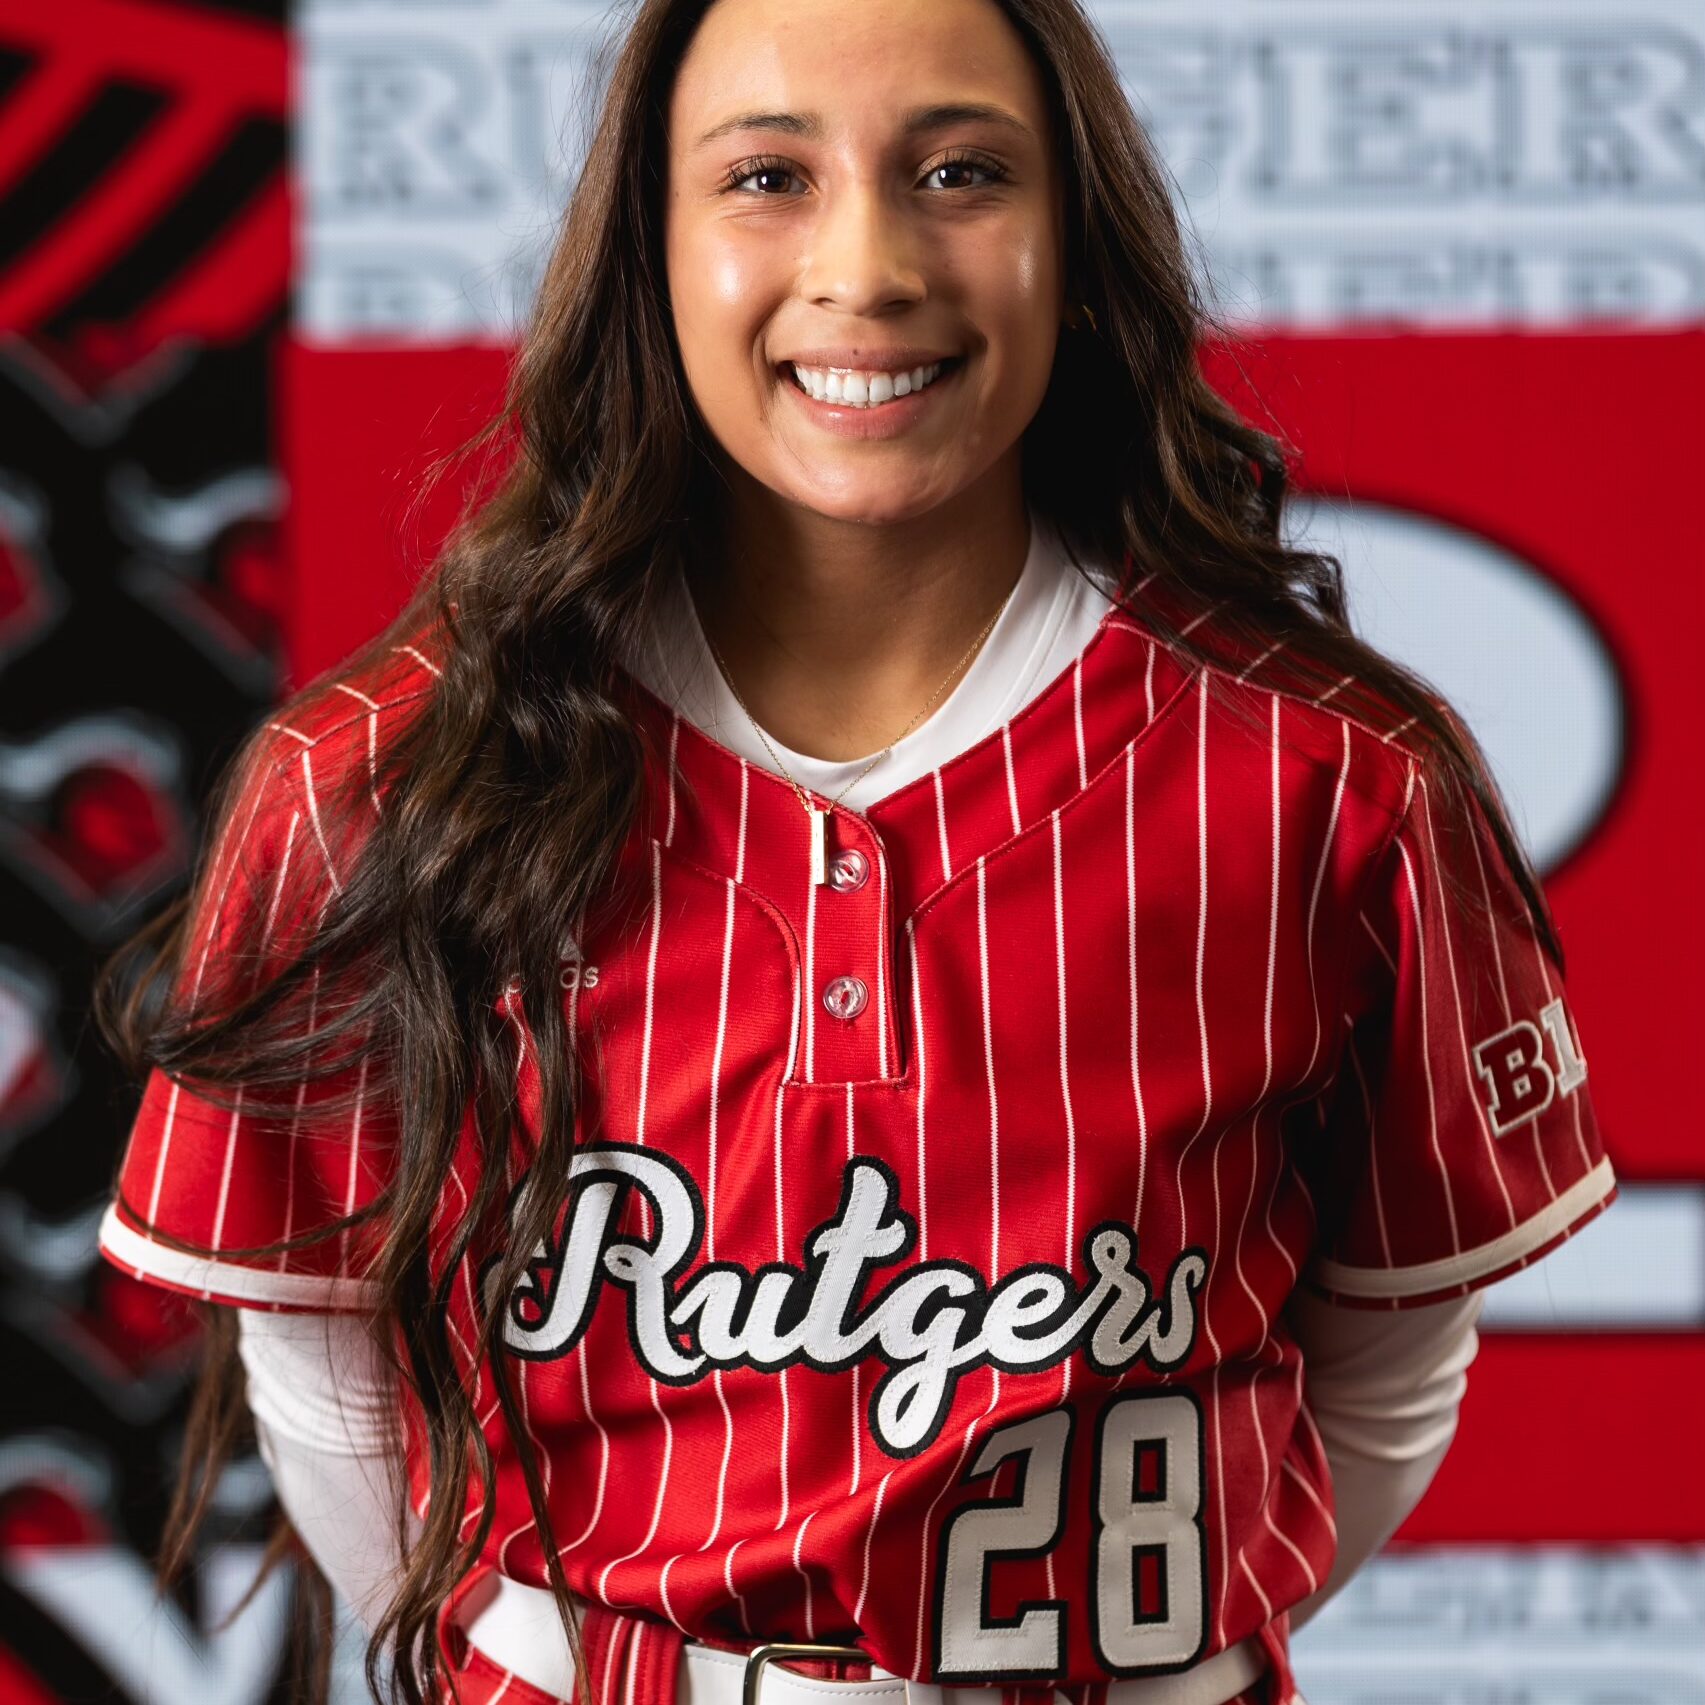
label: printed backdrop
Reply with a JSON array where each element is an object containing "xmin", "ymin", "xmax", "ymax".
[{"xmin": 1, "ymin": 1, "xmax": 1701, "ymax": 1701}]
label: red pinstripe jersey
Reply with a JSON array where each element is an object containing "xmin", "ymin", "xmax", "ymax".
[{"xmin": 99, "ymin": 594, "xmax": 1614, "ymax": 1685}]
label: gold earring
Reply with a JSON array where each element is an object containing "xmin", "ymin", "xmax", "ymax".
[{"xmin": 1066, "ymin": 301, "xmax": 1098, "ymax": 334}]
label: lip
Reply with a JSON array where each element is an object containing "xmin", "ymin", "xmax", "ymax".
[
  {"xmin": 779, "ymin": 356, "xmax": 964, "ymax": 439},
  {"xmin": 779, "ymin": 347, "xmax": 961, "ymax": 371}
]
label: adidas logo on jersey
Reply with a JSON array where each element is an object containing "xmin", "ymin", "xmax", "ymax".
[
  {"xmin": 558, "ymin": 930, "xmax": 600, "ymax": 989},
  {"xmin": 1472, "ymin": 996, "xmax": 1589, "ymax": 1136}
]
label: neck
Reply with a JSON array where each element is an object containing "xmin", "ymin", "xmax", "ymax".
[{"xmin": 685, "ymin": 466, "xmax": 1031, "ymax": 764}]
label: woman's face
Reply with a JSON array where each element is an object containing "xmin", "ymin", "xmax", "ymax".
[{"xmin": 663, "ymin": 0, "xmax": 1066, "ymax": 527}]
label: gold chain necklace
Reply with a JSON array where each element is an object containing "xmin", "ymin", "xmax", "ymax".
[{"xmin": 697, "ymin": 575, "xmax": 1016, "ymax": 884}]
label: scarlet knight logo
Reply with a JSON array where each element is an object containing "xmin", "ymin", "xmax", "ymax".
[{"xmin": 1472, "ymin": 997, "xmax": 1590, "ymax": 1136}]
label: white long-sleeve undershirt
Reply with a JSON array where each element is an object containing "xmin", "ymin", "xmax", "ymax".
[
  {"xmin": 1281, "ymin": 1286, "xmax": 1483, "ymax": 1632},
  {"xmin": 237, "ymin": 1310, "xmax": 419, "ymax": 1635}
]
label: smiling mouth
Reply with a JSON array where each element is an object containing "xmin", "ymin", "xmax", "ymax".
[{"xmin": 780, "ymin": 355, "xmax": 966, "ymax": 407}]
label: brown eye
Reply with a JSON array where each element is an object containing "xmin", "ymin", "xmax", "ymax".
[
  {"xmin": 925, "ymin": 152, "xmax": 1009, "ymax": 191},
  {"xmin": 722, "ymin": 154, "xmax": 799, "ymax": 195}
]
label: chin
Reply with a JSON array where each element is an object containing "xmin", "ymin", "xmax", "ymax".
[{"xmin": 780, "ymin": 485, "xmax": 958, "ymax": 527}]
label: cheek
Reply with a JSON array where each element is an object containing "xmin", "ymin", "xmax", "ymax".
[
  {"xmin": 971, "ymin": 230, "xmax": 1063, "ymax": 400},
  {"xmin": 700, "ymin": 251, "xmax": 767, "ymax": 340},
  {"xmin": 996, "ymin": 227, "xmax": 1061, "ymax": 336},
  {"xmin": 671, "ymin": 227, "xmax": 778, "ymax": 386}
]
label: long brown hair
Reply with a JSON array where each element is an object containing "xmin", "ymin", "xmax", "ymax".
[{"xmin": 95, "ymin": 1, "xmax": 1563, "ymax": 1700}]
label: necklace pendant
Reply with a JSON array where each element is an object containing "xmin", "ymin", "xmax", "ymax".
[{"xmin": 808, "ymin": 805, "xmax": 829, "ymax": 885}]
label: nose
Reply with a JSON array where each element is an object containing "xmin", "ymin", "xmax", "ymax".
[{"xmin": 797, "ymin": 176, "xmax": 929, "ymax": 317}]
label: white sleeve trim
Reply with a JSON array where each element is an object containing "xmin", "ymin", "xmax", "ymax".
[
  {"xmin": 1308, "ymin": 1156, "xmax": 1615, "ymax": 1300},
  {"xmin": 98, "ymin": 1202, "xmax": 380, "ymax": 1311}
]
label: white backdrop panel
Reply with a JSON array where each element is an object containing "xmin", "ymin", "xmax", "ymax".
[{"xmin": 301, "ymin": 0, "xmax": 1705, "ymax": 341}]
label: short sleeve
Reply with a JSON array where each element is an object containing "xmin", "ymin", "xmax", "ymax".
[
  {"xmin": 97, "ymin": 730, "xmax": 392, "ymax": 1312},
  {"xmin": 1305, "ymin": 764, "xmax": 1616, "ymax": 1308}
]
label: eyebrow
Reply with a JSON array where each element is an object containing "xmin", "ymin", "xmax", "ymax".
[{"xmin": 693, "ymin": 102, "xmax": 1034, "ymax": 150}]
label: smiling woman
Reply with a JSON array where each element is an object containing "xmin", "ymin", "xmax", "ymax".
[{"xmin": 91, "ymin": 3, "xmax": 1610, "ymax": 1705}]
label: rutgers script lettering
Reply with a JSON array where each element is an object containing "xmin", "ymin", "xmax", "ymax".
[{"xmin": 482, "ymin": 1145, "xmax": 1208, "ymax": 1456}]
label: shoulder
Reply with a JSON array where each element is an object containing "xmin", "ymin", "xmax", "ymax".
[
  {"xmin": 1107, "ymin": 581, "xmax": 1424, "ymax": 831},
  {"xmin": 1210, "ymin": 645, "xmax": 1423, "ymax": 828},
  {"xmin": 248, "ymin": 622, "xmax": 446, "ymax": 805},
  {"xmin": 205, "ymin": 621, "xmax": 447, "ymax": 905}
]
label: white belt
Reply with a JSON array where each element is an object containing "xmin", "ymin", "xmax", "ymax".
[{"xmin": 459, "ymin": 1578, "xmax": 1269, "ymax": 1705}]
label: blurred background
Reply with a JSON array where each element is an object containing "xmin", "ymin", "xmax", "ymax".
[{"xmin": 0, "ymin": 0, "xmax": 1700, "ymax": 1699}]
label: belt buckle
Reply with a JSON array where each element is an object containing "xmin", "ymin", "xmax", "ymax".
[{"xmin": 742, "ymin": 1643, "xmax": 869, "ymax": 1705}]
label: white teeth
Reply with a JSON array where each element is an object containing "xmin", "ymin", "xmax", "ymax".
[{"xmin": 789, "ymin": 360, "xmax": 948, "ymax": 407}]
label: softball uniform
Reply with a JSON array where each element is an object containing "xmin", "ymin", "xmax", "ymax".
[{"xmin": 98, "ymin": 512, "xmax": 1613, "ymax": 1704}]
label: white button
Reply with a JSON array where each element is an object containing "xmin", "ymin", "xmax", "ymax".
[
  {"xmin": 828, "ymin": 848, "xmax": 869, "ymax": 891},
  {"xmin": 822, "ymin": 974, "xmax": 868, "ymax": 1020}
]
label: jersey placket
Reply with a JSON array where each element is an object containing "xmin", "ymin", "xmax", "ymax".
[
  {"xmin": 630, "ymin": 688, "xmax": 908, "ymax": 1088},
  {"xmin": 794, "ymin": 805, "xmax": 896, "ymax": 1083}
]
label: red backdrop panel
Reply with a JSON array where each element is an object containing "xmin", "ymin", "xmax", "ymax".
[{"xmin": 284, "ymin": 329, "xmax": 1705, "ymax": 1542}]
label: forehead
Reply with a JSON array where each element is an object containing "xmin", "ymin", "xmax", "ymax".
[{"xmin": 668, "ymin": 0, "xmax": 1051, "ymax": 147}]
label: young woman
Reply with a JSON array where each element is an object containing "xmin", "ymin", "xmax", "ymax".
[{"xmin": 94, "ymin": 1, "xmax": 1614, "ymax": 1703}]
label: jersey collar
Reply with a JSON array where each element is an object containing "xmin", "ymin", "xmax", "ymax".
[{"xmin": 616, "ymin": 592, "xmax": 1198, "ymax": 926}]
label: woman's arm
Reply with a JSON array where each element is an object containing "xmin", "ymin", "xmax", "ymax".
[
  {"xmin": 235, "ymin": 1309, "xmax": 419, "ymax": 1633},
  {"xmin": 1282, "ymin": 1287, "xmax": 1484, "ymax": 1633}
]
